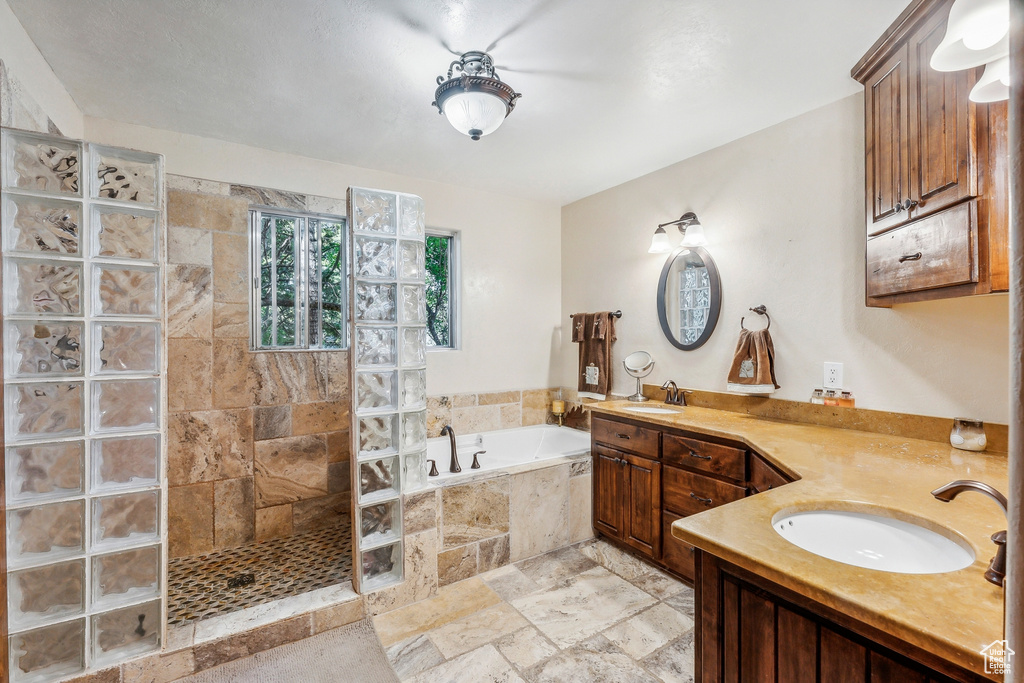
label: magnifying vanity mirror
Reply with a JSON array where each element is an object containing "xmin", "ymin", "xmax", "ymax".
[
  {"xmin": 623, "ymin": 351, "xmax": 655, "ymax": 402},
  {"xmin": 657, "ymin": 246, "xmax": 722, "ymax": 350}
]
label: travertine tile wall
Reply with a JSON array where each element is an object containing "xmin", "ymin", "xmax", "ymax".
[
  {"xmin": 426, "ymin": 388, "xmax": 561, "ymax": 437},
  {"xmin": 164, "ymin": 176, "xmax": 351, "ymax": 558}
]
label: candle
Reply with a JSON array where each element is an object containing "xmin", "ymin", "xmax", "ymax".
[{"xmin": 552, "ymin": 400, "xmax": 565, "ymax": 414}]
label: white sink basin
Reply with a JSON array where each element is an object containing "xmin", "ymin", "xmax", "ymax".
[
  {"xmin": 623, "ymin": 406, "xmax": 679, "ymax": 414},
  {"xmin": 772, "ymin": 509, "xmax": 974, "ymax": 574}
]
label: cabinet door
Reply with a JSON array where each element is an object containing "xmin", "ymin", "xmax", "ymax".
[
  {"xmin": 906, "ymin": 6, "xmax": 977, "ymax": 218},
  {"xmin": 865, "ymin": 43, "xmax": 911, "ymax": 236},
  {"xmin": 592, "ymin": 445, "xmax": 626, "ymax": 540},
  {"xmin": 623, "ymin": 452, "xmax": 662, "ymax": 558}
]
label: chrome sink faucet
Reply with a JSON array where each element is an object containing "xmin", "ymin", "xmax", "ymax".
[
  {"xmin": 661, "ymin": 380, "xmax": 690, "ymax": 406},
  {"xmin": 440, "ymin": 425, "xmax": 461, "ymax": 473},
  {"xmin": 932, "ymin": 479, "xmax": 1008, "ymax": 586}
]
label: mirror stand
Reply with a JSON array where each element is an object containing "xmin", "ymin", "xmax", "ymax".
[{"xmin": 623, "ymin": 351, "xmax": 655, "ymax": 402}]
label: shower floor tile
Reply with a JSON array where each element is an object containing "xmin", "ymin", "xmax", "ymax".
[{"xmin": 167, "ymin": 517, "xmax": 352, "ymax": 625}]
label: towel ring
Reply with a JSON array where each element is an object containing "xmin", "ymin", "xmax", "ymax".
[{"xmin": 740, "ymin": 305, "xmax": 771, "ymax": 330}]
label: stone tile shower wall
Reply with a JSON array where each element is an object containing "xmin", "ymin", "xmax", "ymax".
[
  {"xmin": 164, "ymin": 179, "xmax": 350, "ymax": 558},
  {"xmin": 2, "ymin": 129, "xmax": 165, "ymax": 680},
  {"xmin": 348, "ymin": 187, "xmax": 428, "ymax": 593},
  {"xmin": 425, "ymin": 388, "xmax": 560, "ymax": 437}
]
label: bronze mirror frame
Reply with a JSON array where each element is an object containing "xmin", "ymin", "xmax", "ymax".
[{"xmin": 657, "ymin": 246, "xmax": 722, "ymax": 351}]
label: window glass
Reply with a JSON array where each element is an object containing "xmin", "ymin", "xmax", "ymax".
[{"xmin": 425, "ymin": 232, "xmax": 457, "ymax": 349}]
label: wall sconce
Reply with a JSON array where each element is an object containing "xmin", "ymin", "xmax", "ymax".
[
  {"xmin": 930, "ymin": 0, "xmax": 1009, "ymax": 102},
  {"xmin": 648, "ymin": 212, "xmax": 707, "ymax": 253}
]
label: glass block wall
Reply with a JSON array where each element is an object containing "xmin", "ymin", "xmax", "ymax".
[
  {"xmin": 1, "ymin": 129, "xmax": 164, "ymax": 681},
  {"xmin": 348, "ymin": 187, "xmax": 427, "ymax": 592}
]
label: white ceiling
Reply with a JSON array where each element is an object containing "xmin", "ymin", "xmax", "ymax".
[{"xmin": 8, "ymin": 0, "xmax": 904, "ymax": 204}]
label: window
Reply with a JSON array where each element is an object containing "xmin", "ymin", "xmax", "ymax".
[
  {"xmin": 250, "ymin": 209, "xmax": 346, "ymax": 350},
  {"xmin": 425, "ymin": 230, "xmax": 459, "ymax": 349}
]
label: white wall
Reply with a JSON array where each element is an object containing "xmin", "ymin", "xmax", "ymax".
[
  {"xmin": 0, "ymin": 0, "xmax": 82, "ymax": 136},
  {"xmin": 560, "ymin": 94, "xmax": 1010, "ymax": 424},
  {"xmin": 83, "ymin": 117, "xmax": 563, "ymax": 396}
]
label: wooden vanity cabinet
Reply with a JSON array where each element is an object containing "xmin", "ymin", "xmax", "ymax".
[
  {"xmin": 592, "ymin": 444, "xmax": 662, "ymax": 558},
  {"xmin": 852, "ymin": 0, "xmax": 1008, "ymax": 306},
  {"xmin": 695, "ymin": 551, "xmax": 985, "ymax": 682},
  {"xmin": 591, "ymin": 415, "xmax": 792, "ymax": 583}
]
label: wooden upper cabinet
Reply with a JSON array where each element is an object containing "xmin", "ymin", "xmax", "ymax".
[
  {"xmin": 906, "ymin": 8, "xmax": 976, "ymax": 217},
  {"xmin": 853, "ymin": 0, "xmax": 1007, "ymax": 307},
  {"xmin": 866, "ymin": 44, "xmax": 911, "ymax": 236}
]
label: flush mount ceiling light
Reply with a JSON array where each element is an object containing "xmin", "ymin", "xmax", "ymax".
[
  {"xmin": 432, "ymin": 51, "xmax": 522, "ymax": 141},
  {"xmin": 649, "ymin": 212, "xmax": 707, "ymax": 253},
  {"xmin": 930, "ymin": 0, "xmax": 1009, "ymax": 72}
]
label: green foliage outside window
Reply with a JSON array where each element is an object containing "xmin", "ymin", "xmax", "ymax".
[{"xmin": 425, "ymin": 234, "xmax": 453, "ymax": 348}]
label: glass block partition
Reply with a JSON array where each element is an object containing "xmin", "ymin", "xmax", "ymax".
[
  {"xmin": 347, "ymin": 187, "xmax": 427, "ymax": 592},
  {"xmin": 1, "ymin": 129, "xmax": 164, "ymax": 681}
]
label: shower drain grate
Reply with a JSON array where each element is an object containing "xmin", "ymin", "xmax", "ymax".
[{"xmin": 226, "ymin": 573, "xmax": 256, "ymax": 589}]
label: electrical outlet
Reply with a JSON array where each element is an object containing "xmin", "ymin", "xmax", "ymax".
[{"xmin": 824, "ymin": 362, "xmax": 843, "ymax": 389}]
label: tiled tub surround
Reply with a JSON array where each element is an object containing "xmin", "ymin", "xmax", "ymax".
[
  {"xmin": 412, "ymin": 452, "xmax": 595, "ymax": 587},
  {"xmin": 2, "ymin": 129, "xmax": 167, "ymax": 680},
  {"xmin": 426, "ymin": 389, "xmax": 560, "ymax": 438},
  {"xmin": 164, "ymin": 176, "xmax": 351, "ymax": 559}
]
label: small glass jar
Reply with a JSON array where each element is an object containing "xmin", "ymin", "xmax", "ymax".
[{"xmin": 950, "ymin": 418, "xmax": 987, "ymax": 452}]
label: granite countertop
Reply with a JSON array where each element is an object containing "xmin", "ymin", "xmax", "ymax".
[{"xmin": 590, "ymin": 400, "xmax": 1008, "ymax": 679}]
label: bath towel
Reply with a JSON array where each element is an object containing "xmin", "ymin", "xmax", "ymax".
[
  {"xmin": 727, "ymin": 327, "xmax": 780, "ymax": 395},
  {"xmin": 574, "ymin": 311, "xmax": 617, "ymax": 397}
]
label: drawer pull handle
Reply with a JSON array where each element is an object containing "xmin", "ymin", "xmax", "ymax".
[
  {"xmin": 690, "ymin": 492, "xmax": 713, "ymax": 507},
  {"xmin": 689, "ymin": 450, "xmax": 712, "ymax": 461},
  {"xmin": 619, "ymin": 458, "xmax": 627, "ymax": 468},
  {"xmin": 616, "ymin": 433, "xmax": 631, "ymax": 440},
  {"xmin": 898, "ymin": 252, "xmax": 923, "ymax": 263}
]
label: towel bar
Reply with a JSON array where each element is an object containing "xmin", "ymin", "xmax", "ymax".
[{"xmin": 569, "ymin": 310, "xmax": 622, "ymax": 319}]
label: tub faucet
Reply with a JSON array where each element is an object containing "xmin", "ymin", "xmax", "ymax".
[
  {"xmin": 440, "ymin": 425, "xmax": 461, "ymax": 473},
  {"xmin": 931, "ymin": 479, "xmax": 1008, "ymax": 586}
]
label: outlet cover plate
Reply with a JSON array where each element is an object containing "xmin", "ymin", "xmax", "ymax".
[{"xmin": 824, "ymin": 362, "xmax": 843, "ymax": 389}]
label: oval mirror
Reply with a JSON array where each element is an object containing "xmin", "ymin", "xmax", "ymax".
[
  {"xmin": 623, "ymin": 351, "xmax": 655, "ymax": 376},
  {"xmin": 657, "ymin": 246, "xmax": 722, "ymax": 350}
]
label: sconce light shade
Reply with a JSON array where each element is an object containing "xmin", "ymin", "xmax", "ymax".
[
  {"xmin": 930, "ymin": 0, "xmax": 1009, "ymax": 72},
  {"xmin": 680, "ymin": 220, "xmax": 707, "ymax": 247},
  {"xmin": 970, "ymin": 55, "xmax": 1010, "ymax": 102},
  {"xmin": 649, "ymin": 227, "xmax": 672, "ymax": 253}
]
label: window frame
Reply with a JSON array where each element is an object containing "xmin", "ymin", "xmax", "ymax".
[
  {"xmin": 425, "ymin": 228, "xmax": 461, "ymax": 352},
  {"xmin": 248, "ymin": 206, "xmax": 348, "ymax": 351}
]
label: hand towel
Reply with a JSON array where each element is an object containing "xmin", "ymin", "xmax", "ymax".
[
  {"xmin": 574, "ymin": 311, "xmax": 617, "ymax": 397},
  {"xmin": 570, "ymin": 313, "xmax": 586, "ymax": 343},
  {"xmin": 727, "ymin": 328, "xmax": 780, "ymax": 395}
]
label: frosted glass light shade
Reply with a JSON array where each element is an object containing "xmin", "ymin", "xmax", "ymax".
[
  {"xmin": 649, "ymin": 227, "xmax": 672, "ymax": 253},
  {"xmin": 680, "ymin": 222, "xmax": 707, "ymax": 247},
  {"xmin": 442, "ymin": 91, "xmax": 509, "ymax": 140},
  {"xmin": 970, "ymin": 56, "xmax": 1010, "ymax": 102},
  {"xmin": 930, "ymin": 0, "xmax": 1009, "ymax": 72}
]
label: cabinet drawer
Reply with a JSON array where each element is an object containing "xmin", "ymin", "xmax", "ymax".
[
  {"xmin": 592, "ymin": 418, "xmax": 659, "ymax": 457},
  {"xmin": 663, "ymin": 466, "xmax": 746, "ymax": 517},
  {"xmin": 749, "ymin": 455, "xmax": 790, "ymax": 493},
  {"xmin": 662, "ymin": 512, "xmax": 695, "ymax": 582},
  {"xmin": 866, "ymin": 201, "xmax": 978, "ymax": 298},
  {"xmin": 663, "ymin": 434, "xmax": 745, "ymax": 481}
]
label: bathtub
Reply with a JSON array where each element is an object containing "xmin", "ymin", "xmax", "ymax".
[{"xmin": 425, "ymin": 424, "xmax": 591, "ymax": 484}]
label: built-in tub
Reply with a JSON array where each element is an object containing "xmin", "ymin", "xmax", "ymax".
[
  {"xmin": 425, "ymin": 424, "xmax": 591, "ymax": 484},
  {"xmin": 417, "ymin": 424, "xmax": 595, "ymax": 578}
]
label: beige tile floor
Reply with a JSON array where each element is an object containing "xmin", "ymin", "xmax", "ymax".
[{"xmin": 373, "ymin": 540, "xmax": 696, "ymax": 683}]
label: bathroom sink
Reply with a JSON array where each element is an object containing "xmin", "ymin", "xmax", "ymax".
[
  {"xmin": 772, "ymin": 508, "xmax": 974, "ymax": 574},
  {"xmin": 623, "ymin": 406, "xmax": 679, "ymax": 415}
]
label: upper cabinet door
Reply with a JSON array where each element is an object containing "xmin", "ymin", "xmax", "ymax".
[
  {"xmin": 906, "ymin": 9, "xmax": 977, "ymax": 218},
  {"xmin": 865, "ymin": 44, "xmax": 911, "ymax": 236}
]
